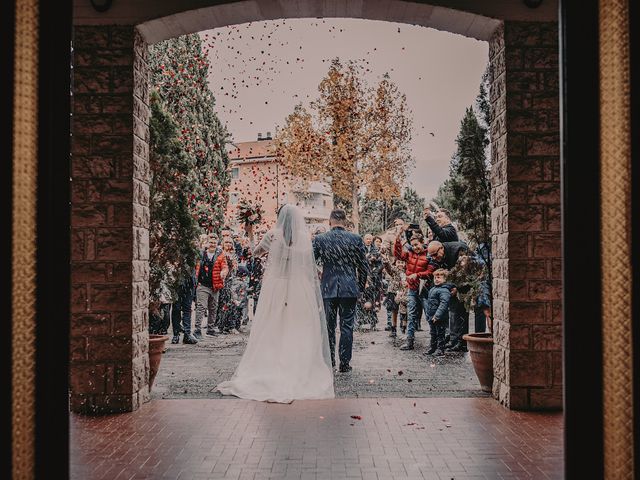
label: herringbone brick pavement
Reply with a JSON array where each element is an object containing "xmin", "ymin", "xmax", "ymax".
[{"xmin": 71, "ymin": 397, "xmax": 563, "ymax": 479}]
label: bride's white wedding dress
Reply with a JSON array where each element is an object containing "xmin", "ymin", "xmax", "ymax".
[{"xmin": 215, "ymin": 205, "xmax": 335, "ymax": 403}]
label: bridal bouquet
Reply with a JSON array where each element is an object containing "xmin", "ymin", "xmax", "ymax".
[{"xmin": 236, "ymin": 199, "xmax": 264, "ymax": 226}]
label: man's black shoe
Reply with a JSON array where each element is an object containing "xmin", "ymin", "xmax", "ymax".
[
  {"xmin": 171, "ymin": 335, "xmax": 180, "ymax": 344},
  {"xmin": 423, "ymin": 347, "xmax": 437, "ymax": 356},
  {"xmin": 384, "ymin": 325, "xmax": 392, "ymax": 331},
  {"xmin": 183, "ymin": 334, "xmax": 198, "ymax": 344},
  {"xmin": 339, "ymin": 364, "xmax": 352, "ymax": 373},
  {"xmin": 193, "ymin": 330, "xmax": 203, "ymax": 340},
  {"xmin": 446, "ymin": 342, "xmax": 468, "ymax": 352},
  {"xmin": 435, "ymin": 349, "xmax": 446, "ymax": 357},
  {"xmin": 449, "ymin": 343, "xmax": 467, "ymax": 352},
  {"xmin": 399, "ymin": 338, "xmax": 414, "ymax": 350}
]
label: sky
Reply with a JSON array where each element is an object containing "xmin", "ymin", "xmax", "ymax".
[{"xmin": 201, "ymin": 18, "xmax": 488, "ymax": 202}]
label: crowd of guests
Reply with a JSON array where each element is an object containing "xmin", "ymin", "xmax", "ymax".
[
  {"xmin": 150, "ymin": 207, "xmax": 492, "ymax": 358},
  {"xmin": 346, "ymin": 208, "xmax": 492, "ymax": 357},
  {"xmin": 150, "ymin": 229, "xmax": 264, "ymax": 345}
]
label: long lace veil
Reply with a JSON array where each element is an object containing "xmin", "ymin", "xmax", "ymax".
[{"xmin": 263, "ymin": 204, "xmax": 332, "ymax": 369}]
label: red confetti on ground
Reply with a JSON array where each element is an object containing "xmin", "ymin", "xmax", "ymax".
[
  {"xmin": 405, "ymin": 422, "xmax": 417, "ymax": 426},
  {"xmin": 398, "ymin": 371, "xmax": 404, "ymax": 376},
  {"xmin": 350, "ymin": 415, "xmax": 362, "ymax": 420},
  {"xmin": 407, "ymin": 379, "xmax": 413, "ymax": 383}
]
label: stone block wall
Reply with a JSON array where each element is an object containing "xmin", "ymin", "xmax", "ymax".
[
  {"xmin": 67, "ymin": 19, "xmax": 562, "ymax": 414},
  {"xmin": 70, "ymin": 26, "xmax": 150, "ymax": 413},
  {"xmin": 489, "ymin": 22, "xmax": 562, "ymax": 410}
]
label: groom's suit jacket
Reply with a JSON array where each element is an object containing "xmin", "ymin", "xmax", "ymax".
[{"xmin": 313, "ymin": 227, "xmax": 369, "ymax": 299}]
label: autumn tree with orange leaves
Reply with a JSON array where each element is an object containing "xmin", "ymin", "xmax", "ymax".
[{"xmin": 275, "ymin": 59, "xmax": 413, "ymax": 232}]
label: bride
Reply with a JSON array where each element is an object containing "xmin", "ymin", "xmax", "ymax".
[{"xmin": 215, "ymin": 204, "xmax": 335, "ymax": 403}]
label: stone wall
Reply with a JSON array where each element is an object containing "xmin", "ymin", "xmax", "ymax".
[
  {"xmin": 67, "ymin": 19, "xmax": 562, "ymax": 414},
  {"xmin": 70, "ymin": 26, "xmax": 150, "ymax": 413},
  {"xmin": 489, "ymin": 21, "xmax": 562, "ymax": 410}
]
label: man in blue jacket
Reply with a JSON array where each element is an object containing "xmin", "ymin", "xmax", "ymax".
[
  {"xmin": 313, "ymin": 209, "xmax": 369, "ymax": 373},
  {"xmin": 424, "ymin": 268, "xmax": 453, "ymax": 357}
]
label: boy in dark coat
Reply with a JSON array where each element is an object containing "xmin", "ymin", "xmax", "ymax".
[{"xmin": 424, "ymin": 268, "xmax": 453, "ymax": 357}]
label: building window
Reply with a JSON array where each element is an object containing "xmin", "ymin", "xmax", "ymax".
[
  {"xmin": 323, "ymin": 199, "xmax": 327, "ymax": 207},
  {"xmin": 230, "ymin": 192, "xmax": 239, "ymax": 204},
  {"xmin": 231, "ymin": 167, "xmax": 239, "ymax": 179}
]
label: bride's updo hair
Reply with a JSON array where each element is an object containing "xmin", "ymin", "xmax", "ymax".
[{"xmin": 276, "ymin": 204, "xmax": 304, "ymax": 247}]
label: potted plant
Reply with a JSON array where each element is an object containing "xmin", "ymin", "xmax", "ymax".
[
  {"xmin": 148, "ymin": 300, "xmax": 170, "ymax": 391},
  {"xmin": 148, "ymin": 332, "xmax": 169, "ymax": 390},
  {"xmin": 463, "ymin": 332, "xmax": 493, "ymax": 392},
  {"xmin": 463, "ymin": 308, "xmax": 493, "ymax": 393}
]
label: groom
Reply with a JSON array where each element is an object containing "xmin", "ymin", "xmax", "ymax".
[{"xmin": 313, "ymin": 209, "xmax": 369, "ymax": 372}]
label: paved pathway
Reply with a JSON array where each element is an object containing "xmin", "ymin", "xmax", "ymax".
[
  {"xmin": 70, "ymin": 397, "xmax": 563, "ymax": 479},
  {"xmin": 152, "ymin": 312, "xmax": 486, "ymax": 399}
]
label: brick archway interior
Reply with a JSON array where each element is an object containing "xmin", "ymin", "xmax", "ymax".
[{"xmin": 70, "ymin": 0, "xmax": 561, "ymax": 413}]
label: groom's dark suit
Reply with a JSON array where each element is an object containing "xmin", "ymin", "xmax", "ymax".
[{"xmin": 313, "ymin": 226, "xmax": 369, "ymax": 369}]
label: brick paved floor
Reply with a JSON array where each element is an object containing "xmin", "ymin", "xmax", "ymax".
[
  {"xmin": 70, "ymin": 397, "xmax": 563, "ymax": 479},
  {"xmin": 154, "ymin": 309, "xmax": 486, "ymax": 399}
]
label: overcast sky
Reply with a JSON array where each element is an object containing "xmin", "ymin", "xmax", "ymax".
[{"xmin": 201, "ymin": 18, "xmax": 488, "ymax": 201}]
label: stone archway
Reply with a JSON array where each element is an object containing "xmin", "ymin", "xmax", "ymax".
[{"xmin": 70, "ymin": 0, "xmax": 561, "ymax": 413}]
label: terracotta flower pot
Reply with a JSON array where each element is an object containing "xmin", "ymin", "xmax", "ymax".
[
  {"xmin": 148, "ymin": 334, "xmax": 169, "ymax": 391},
  {"xmin": 462, "ymin": 332, "xmax": 493, "ymax": 393}
]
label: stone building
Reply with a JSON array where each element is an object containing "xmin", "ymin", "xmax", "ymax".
[{"xmin": 225, "ymin": 133, "xmax": 333, "ymax": 232}]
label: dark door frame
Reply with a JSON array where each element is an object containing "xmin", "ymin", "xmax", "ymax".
[{"xmin": 559, "ymin": 1, "xmax": 603, "ymax": 478}]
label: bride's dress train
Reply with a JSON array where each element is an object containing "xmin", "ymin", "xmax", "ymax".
[{"xmin": 215, "ymin": 205, "xmax": 335, "ymax": 403}]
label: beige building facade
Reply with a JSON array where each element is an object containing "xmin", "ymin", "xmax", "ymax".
[{"xmin": 225, "ymin": 135, "xmax": 333, "ymax": 233}]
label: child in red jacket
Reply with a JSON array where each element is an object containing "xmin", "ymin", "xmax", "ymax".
[
  {"xmin": 393, "ymin": 226, "xmax": 435, "ymax": 350},
  {"xmin": 194, "ymin": 234, "xmax": 229, "ymax": 339}
]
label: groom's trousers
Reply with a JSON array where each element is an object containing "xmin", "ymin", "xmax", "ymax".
[{"xmin": 324, "ymin": 297, "xmax": 357, "ymax": 366}]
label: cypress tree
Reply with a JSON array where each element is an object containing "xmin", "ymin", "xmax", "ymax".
[
  {"xmin": 447, "ymin": 107, "xmax": 491, "ymax": 246},
  {"xmin": 149, "ymin": 91, "xmax": 200, "ymax": 298},
  {"xmin": 149, "ymin": 34, "xmax": 230, "ymax": 234}
]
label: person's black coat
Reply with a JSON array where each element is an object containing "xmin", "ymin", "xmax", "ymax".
[
  {"xmin": 364, "ymin": 244, "xmax": 383, "ymax": 288},
  {"xmin": 426, "ymin": 216, "xmax": 459, "ymax": 242},
  {"xmin": 429, "ymin": 241, "xmax": 469, "ymax": 270}
]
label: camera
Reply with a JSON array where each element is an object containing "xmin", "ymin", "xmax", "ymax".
[{"xmin": 405, "ymin": 223, "xmax": 423, "ymax": 243}]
